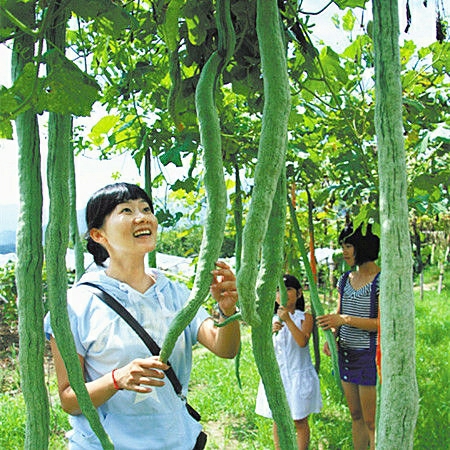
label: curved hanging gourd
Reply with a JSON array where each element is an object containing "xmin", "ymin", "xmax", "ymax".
[{"xmin": 160, "ymin": 0, "xmax": 235, "ymax": 362}]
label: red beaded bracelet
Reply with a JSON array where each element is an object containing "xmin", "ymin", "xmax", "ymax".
[{"xmin": 111, "ymin": 369, "xmax": 122, "ymax": 390}]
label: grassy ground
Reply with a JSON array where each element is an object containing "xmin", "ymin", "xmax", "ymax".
[{"xmin": 0, "ymin": 268, "xmax": 448, "ymax": 449}]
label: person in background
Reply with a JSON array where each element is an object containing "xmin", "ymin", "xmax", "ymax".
[
  {"xmin": 255, "ymin": 274, "xmax": 322, "ymax": 450},
  {"xmin": 44, "ymin": 182, "xmax": 240, "ymax": 450},
  {"xmin": 317, "ymin": 223, "xmax": 380, "ymax": 450}
]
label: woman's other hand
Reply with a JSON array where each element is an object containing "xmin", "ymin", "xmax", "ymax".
[
  {"xmin": 317, "ymin": 313, "xmax": 344, "ymax": 330},
  {"xmin": 113, "ymin": 356, "xmax": 169, "ymax": 393}
]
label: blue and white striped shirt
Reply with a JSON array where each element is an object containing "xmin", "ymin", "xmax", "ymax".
[{"xmin": 337, "ymin": 273, "xmax": 379, "ymax": 349}]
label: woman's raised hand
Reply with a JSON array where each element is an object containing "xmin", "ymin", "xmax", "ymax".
[{"xmin": 210, "ymin": 261, "xmax": 238, "ymax": 316}]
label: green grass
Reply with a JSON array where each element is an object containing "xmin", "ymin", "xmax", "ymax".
[{"xmin": 0, "ymin": 268, "xmax": 448, "ymax": 449}]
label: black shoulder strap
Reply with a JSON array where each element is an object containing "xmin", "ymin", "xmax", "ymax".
[
  {"xmin": 370, "ymin": 272, "xmax": 380, "ymax": 318},
  {"xmin": 79, "ymin": 282, "xmax": 184, "ymax": 398},
  {"xmin": 338, "ymin": 271, "xmax": 352, "ymax": 313}
]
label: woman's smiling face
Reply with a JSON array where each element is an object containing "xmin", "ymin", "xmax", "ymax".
[{"xmin": 91, "ymin": 198, "xmax": 158, "ymax": 258}]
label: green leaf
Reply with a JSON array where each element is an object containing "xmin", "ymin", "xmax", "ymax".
[
  {"xmin": 69, "ymin": 0, "xmax": 138, "ymax": 37},
  {"xmin": 333, "ymin": 0, "xmax": 368, "ymax": 9},
  {"xmin": 38, "ymin": 51, "xmax": 100, "ymax": 116},
  {"xmin": 9, "ymin": 62, "xmax": 39, "ymax": 107},
  {"xmin": 0, "ymin": 84, "xmax": 20, "ymax": 114},
  {"xmin": 172, "ymin": 177, "xmax": 196, "ymax": 193},
  {"xmin": 342, "ymin": 9, "xmax": 356, "ymax": 32},
  {"xmin": 90, "ymin": 115, "xmax": 119, "ymax": 135},
  {"xmin": 320, "ymin": 47, "xmax": 348, "ymax": 84},
  {"xmin": 400, "ymin": 40, "xmax": 416, "ymax": 66},
  {"xmin": 155, "ymin": 209, "xmax": 183, "ymax": 227},
  {"xmin": 160, "ymin": 0, "xmax": 184, "ymax": 51},
  {"xmin": 160, "ymin": 145, "xmax": 183, "ymax": 167},
  {"xmin": 342, "ymin": 34, "xmax": 371, "ymax": 63},
  {"xmin": 185, "ymin": 15, "xmax": 207, "ymax": 46},
  {"xmin": 0, "ymin": 116, "xmax": 13, "ymax": 139}
]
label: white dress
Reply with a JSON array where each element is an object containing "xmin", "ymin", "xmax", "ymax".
[{"xmin": 255, "ymin": 310, "xmax": 322, "ymax": 420}]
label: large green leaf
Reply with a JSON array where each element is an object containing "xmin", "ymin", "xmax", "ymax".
[
  {"xmin": 320, "ymin": 46, "xmax": 348, "ymax": 84},
  {"xmin": 38, "ymin": 51, "xmax": 100, "ymax": 116}
]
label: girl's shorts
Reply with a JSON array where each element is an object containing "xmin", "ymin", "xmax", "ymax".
[{"xmin": 338, "ymin": 347, "xmax": 377, "ymax": 386}]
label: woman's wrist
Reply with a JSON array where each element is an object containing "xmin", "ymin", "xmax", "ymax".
[
  {"xmin": 217, "ymin": 304, "xmax": 237, "ymax": 319},
  {"xmin": 111, "ymin": 369, "xmax": 122, "ymax": 391}
]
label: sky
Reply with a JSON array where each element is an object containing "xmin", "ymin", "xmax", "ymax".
[{"xmin": 0, "ymin": 0, "xmax": 442, "ymax": 209}]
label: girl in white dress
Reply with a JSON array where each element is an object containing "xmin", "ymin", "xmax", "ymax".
[{"xmin": 255, "ymin": 274, "xmax": 322, "ymax": 450}]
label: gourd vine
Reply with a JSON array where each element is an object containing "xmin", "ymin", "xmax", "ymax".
[
  {"xmin": 44, "ymin": 5, "xmax": 113, "ymax": 448},
  {"xmin": 236, "ymin": 1, "xmax": 295, "ymax": 446},
  {"xmin": 13, "ymin": 4, "xmax": 49, "ymax": 445},
  {"xmin": 159, "ymin": 0, "xmax": 235, "ymax": 362},
  {"xmin": 305, "ymin": 186, "xmax": 321, "ymax": 373},
  {"xmin": 167, "ymin": 48, "xmax": 183, "ymax": 131},
  {"xmin": 251, "ymin": 170, "xmax": 297, "ymax": 449},
  {"xmin": 236, "ymin": 0, "xmax": 291, "ymax": 328}
]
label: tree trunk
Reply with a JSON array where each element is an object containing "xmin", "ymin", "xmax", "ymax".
[
  {"xmin": 373, "ymin": 1, "xmax": 419, "ymax": 448},
  {"xmin": 12, "ymin": 3, "xmax": 49, "ymax": 445}
]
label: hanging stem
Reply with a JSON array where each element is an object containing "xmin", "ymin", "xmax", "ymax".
[{"xmin": 288, "ymin": 196, "xmax": 343, "ymax": 394}]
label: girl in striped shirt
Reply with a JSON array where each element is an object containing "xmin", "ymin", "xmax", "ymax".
[{"xmin": 317, "ymin": 223, "xmax": 380, "ymax": 450}]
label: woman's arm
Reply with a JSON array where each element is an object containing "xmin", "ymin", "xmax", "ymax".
[
  {"xmin": 197, "ymin": 316, "xmax": 240, "ymax": 358},
  {"xmin": 320, "ymin": 295, "xmax": 341, "ymax": 356},
  {"xmin": 50, "ymin": 338, "xmax": 169, "ymax": 415},
  {"xmin": 197, "ymin": 261, "xmax": 240, "ymax": 358},
  {"xmin": 317, "ymin": 313, "xmax": 378, "ymax": 332}
]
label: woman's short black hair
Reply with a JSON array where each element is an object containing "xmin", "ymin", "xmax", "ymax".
[
  {"xmin": 274, "ymin": 274, "xmax": 305, "ymax": 312},
  {"xmin": 85, "ymin": 183, "xmax": 153, "ymax": 266},
  {"xmin": 339, "ymin": 222, "xmax": 380, "ymax": 266}
]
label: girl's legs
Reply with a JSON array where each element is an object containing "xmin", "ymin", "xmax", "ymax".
[
  {"xmin": 359, "ymin": 385, "xmax": 376, "ymax": 450},
  {"xmin": 273, "ymin": 422, "xmax": 280, "ymax": 450},
  {"xmin": 342, "ymin": 381, "xmax": 369, "ymax": 450},
  {"xmin": 273, "ymin": 418, "xmax": 310, "ymax": 450},
  {"xmin": 294, "ymin": 417, "xmax": 310, "ymax": 450}
]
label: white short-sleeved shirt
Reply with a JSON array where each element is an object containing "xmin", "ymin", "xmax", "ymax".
[{"xmin": 44, "ymin": 269, "xmax": 210, "ymax": 450}]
